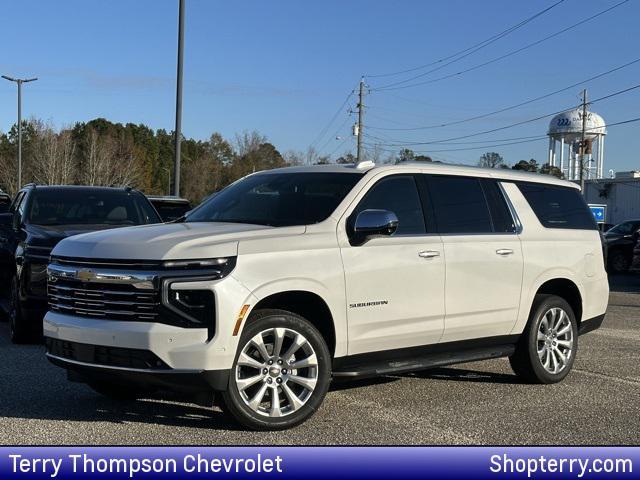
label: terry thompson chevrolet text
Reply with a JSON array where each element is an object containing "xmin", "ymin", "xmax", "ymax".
[{"xmin": 43, "ymin": 162, "xmax": 608, "ymax": 430}]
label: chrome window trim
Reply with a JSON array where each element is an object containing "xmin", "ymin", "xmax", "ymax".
[{"xmin": 497, "ymin": 181, "xmax": 523, "ymax": 235}]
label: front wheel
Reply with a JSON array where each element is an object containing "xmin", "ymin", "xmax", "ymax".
[
  {"xmin": 221, "ymin": 309, "xmax": 331, "ymax": 430},
  {"xmin": 608, "ymin": 249, "xmax": 631, "ymax": 273},
  {"xmin": 9, "ymin": 275, "xmax": 35, "ymax": 344},
  {"xmin": 509, "ymin": 294, "xmax": 578, "ymax": 384}
]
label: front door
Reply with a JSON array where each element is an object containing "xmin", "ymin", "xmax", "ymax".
[{"xmin": 339, "ymin": 174, "xmax": 445, "ymax": 355}]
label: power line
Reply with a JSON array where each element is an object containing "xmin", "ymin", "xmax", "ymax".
[
  {"xmin": 368, "ymin": 57, "xmax": 640, "ymax": 131},
  {"xmin": 372, "ymin": 0, "xmax": 630, "ymax": 91},
  {"xmin": 308, "ymin": 89, "xmax": 355, "ymax": 150},
  {"xmin": 366, "ymin": 0, "xmax": 566, "ymax": 79},
  {"xmin": 369, "ymin": 82, "xmax": 640, "ymax": 146},
  {"xmin": 366, "ymin": 116, "xmax": 640, "ymax": 154}
]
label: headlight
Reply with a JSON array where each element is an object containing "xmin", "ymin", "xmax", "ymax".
[{"xmin": 162, "ymin": 258, "xmax": 230, "ymax": 269}]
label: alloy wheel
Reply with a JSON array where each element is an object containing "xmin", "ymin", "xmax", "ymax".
[
  {"xmin": 235, "ymin": 327, "xmax": 318, "ymax": 418},
  {"xmin": 536, "ymin": 307, "xmax": 574, "ymax": 374}
]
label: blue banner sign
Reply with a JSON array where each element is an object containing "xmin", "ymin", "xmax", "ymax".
[
  {"xmin": 589, "ymin": 204, "xmax": 606, "ymax": 223},
  {"xmin": 0, "ymin": 447, "xmax": 636, "ymax": 479}
]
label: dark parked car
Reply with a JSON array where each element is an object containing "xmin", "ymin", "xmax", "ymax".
[
  {"xmin": 146, "ymin": 195, "xmax": 192, "ymax": 222},
  {"xmin": 0, "ymin": 192, "xmax": 11, "ymax": 214},
  {"xmin": 0, "ymin": 185, "xmax": 161, "ymax": 343},
  {"xmin": 604, "ymin": 220, "xmax": 640, "ymax": 273}
]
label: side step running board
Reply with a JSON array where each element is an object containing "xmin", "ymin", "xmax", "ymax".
[{"xmin": 333, "ymin": 343, "xmax": 516, "ymax": 379}]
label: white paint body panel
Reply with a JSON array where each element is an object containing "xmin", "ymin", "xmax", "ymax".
[{"xmin": 44, "ymin": 163, "xmax": 609, "ymax": 374}]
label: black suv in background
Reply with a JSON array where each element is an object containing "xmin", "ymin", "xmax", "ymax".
[
  {"xmin": 0, "ymin": 185, "xmax": 161, "ymax": 343},
  {"xmin": 0, "ymin": 192, "xmax": 10, "ymax": 214},
  {"xmin": 604, "ymin": 220, "xmax": 640, "ymax": 273},
  {"xmin": 146, "ymin": 195, "xmax": 192, "ymax": 222}
]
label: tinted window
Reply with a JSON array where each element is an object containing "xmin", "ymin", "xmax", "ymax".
[
  {"xmin": 0, "ymin": 195, "xmax": 10, "ymax": 214},
  {"xmin": 187, "ymin": 172, "xmax": 363, "ymax": 227},
  {"xmin": 150, "ymin": 200, "xmax": 192, "ymax": 222},
  {"xmin": 427, "ymin": 176, "xmax": 492, "ymax": 233},
  {"xmin": 608, "ymin": 221, "xmax": 640, "ymax": 235},
  {"xmin": 27, "ymin": 190, "xmax": 160, "ymax": 226},
  {"xmin": 517, "ymin": 182, "xmax": 597, "ymax": 230},
  {"xmin": 481, "ymin": 179, "xmax": 517, "ymax": 233},
  {"xmin": 352, "ymin": 175, "xmax": 426, "ymax": 235}
]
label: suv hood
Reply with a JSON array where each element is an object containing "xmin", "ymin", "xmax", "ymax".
[
  {"xmin": 26, "ymin": 223, "xmax": 131, "ymax": 250},
  {"xmin": 51, "ymin": 222, "xmax": 306, "ymax": 261}
]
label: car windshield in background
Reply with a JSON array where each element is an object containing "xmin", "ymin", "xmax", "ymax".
[
  {"xmin": 151, "ymin": 201, "xmax": 192, "ymax": 222},
  {"xmin": 187, "ymin": 172, "xmax": 363, "ymax": 227},
  {"xmin": 27, "ymin": 190, "xmax": 159, "ymax": 226}
]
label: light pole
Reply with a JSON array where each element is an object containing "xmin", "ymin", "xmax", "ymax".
[
  {"xmin": 172, "ymin": 0, "xmax": 185, "ymax": 197},
  {"xmin": 2, "ymin": 75, "xmax": 37, "ymax": 189}
]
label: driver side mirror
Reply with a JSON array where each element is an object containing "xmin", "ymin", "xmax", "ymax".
[
  {"xmin": 352, "ymin": 209, "xmax": 399, "ymax": 244},
  {"xmin": 12, "ymin": 211, "xmax": 22, "ymax": 230}
]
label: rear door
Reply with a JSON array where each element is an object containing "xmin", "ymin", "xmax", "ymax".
[{"xmin": 422, "ymin": 175, "xmax": 524, "ymax": 342}]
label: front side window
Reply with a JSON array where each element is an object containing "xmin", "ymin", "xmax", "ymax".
[
  {"xmin": 517, "ymin": 182, "xmax": 597, "ymax": 230},
  {"xmin": 426, "ymin": 175, "xmax": 493, "ymax": 234},
  {"xmin": 27, "ymin": 190, "xmax": 160, "ymax": 226},
  {"xmin": 351, "ymin": 175, "xmax": 426, "ymax": 235},
  {"xmin": 187, "ymin": 172, "xmax": 363, "ymax": 227},
  {"xmin": 608, "ymin": 221, "xmax": 640, "ymax": 235}
]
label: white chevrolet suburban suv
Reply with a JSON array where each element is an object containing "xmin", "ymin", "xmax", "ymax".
[{"xmin": 44, "ymin": 162, "xmax": 608, "ymax": 430}]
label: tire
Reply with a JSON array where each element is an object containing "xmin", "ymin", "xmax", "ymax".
[
  {"xmin": 221, "ymin": 309, "xmax": 331, "ymax": 430},
  {"xmin": 87, "ymin": 380, "xmax": 154, "ymax": 401},
  {"xmin": 9, "ymin": 275, "xmax": 36, "ymax": 344},
  {"xmin": 509, "ymin": 294, "xmax": 578, "ymax": 384},
  {"xmin": 608, "ymin": 249, "xmax": 631, "ymax": 273}
]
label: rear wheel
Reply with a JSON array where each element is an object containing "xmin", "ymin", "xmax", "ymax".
[
  {"xmin": 510, "ymin": 294, "xmax": 578, "ymax": 384},
  {"xmin": 608, "ymin": 249, "xmax": 631, "ymax": 273},
  {"xmin": 221, "ymin": 309, "xmax": 331, "ymax": 430}
]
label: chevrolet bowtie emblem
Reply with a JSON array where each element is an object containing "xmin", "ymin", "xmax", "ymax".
[{"xmin": 77, "ymin": 269, "xmax": 95, "ymax": 282}]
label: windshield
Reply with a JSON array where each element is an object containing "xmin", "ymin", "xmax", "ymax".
[
  {"xmin": 27, "ymin": 190, "xmax": 161, "ymax": 226},
  {"xmin": 187, "ymin": 172, "xmax": 363, "ymax": 227}
]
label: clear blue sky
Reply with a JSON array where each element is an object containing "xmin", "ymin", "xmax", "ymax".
[{"xmin": 1, "ymin": 0, "xmax": 639, "ymax": 171}]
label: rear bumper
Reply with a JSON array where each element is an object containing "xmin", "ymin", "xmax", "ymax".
[{"xmin": 578, "ymin": 313, "xmax": 605, "ymax": 335}]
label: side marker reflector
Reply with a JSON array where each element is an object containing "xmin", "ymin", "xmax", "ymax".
[{"xmin": 233, "ymin": 304, "xmax": 250, "ymax": 336}]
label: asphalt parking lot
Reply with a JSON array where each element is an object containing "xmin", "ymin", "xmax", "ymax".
[{"xmin": 1, "ymin": 275, "xmax": 638, "ymax": 445}]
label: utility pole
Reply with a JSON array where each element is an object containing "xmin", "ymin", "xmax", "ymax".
[
  {"xmin": 172, "ymin": 0, "xmax": 185, "ymax": 197},
  {"xmin": 356, "ymin": 77, "xmax": 366, "ymax": 163},
  {"xmin": 2, "ymin": 75, "xmax": 38, "ymax": 189},
  {"xmin": 579, "ymin": 88, "xmax": 588, "ymax": 192}
]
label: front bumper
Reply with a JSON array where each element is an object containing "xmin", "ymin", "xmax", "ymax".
[{"xmin": 46, "ymin": 348, "xmax": 230, "ymax": 393}]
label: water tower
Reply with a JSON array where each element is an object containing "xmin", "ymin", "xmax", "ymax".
[{"xmin": 547, "ymin": 108, "xmax": 606, "ymax": 180}]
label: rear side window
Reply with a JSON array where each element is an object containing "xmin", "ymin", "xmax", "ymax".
[
  {"xmin": 517, "ymin": 182, "xmax": 597, "ymax": 230},
  {"xmin": 481, "ymin": 179, "xmax": 517, "ymax": 233},
  {"xmin": 426, "ymin": 175, "xmax": 493, "ymax": 234}
]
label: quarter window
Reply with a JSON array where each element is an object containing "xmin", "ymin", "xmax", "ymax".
[
  {"xmin": 352, "ymin": 175, "xmax": 426, "ymax": 235},
  {"xmin": 517, "ymin": 182, "xmax": 597, "ymax": 230},
  {"xmin": 426, "ymin": 176, "xmax": 493, "ymax": 234}
]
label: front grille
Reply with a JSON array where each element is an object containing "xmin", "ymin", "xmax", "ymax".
[
  {"xmin": 48, "ymin": 277, "xmax": 160, "ymax": 321},
  {"xmin": 46, "ymin": 338, "xmax": 170, "ymax": 370}
]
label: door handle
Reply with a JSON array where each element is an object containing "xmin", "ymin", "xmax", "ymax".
[
  {"xmin": 496, "ymin": 249, "xmax": 514, "ymax": 256},
  {"xmin": 418, "ymin": 250, "xmax": 440, "ymax": 259}
]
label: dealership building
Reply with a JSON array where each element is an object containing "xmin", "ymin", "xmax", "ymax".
[{"xmin": 582, "ymin": 171, "xmax": 640, "ymax": 225}]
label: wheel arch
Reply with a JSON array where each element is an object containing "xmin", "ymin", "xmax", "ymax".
[
  {"xmin": 534, "ymin": 277, "xmax": 583, "ymax": 325},
  {"xmin": 244, "ymin": 289, "xmax": 338, "ymax": 358}
]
